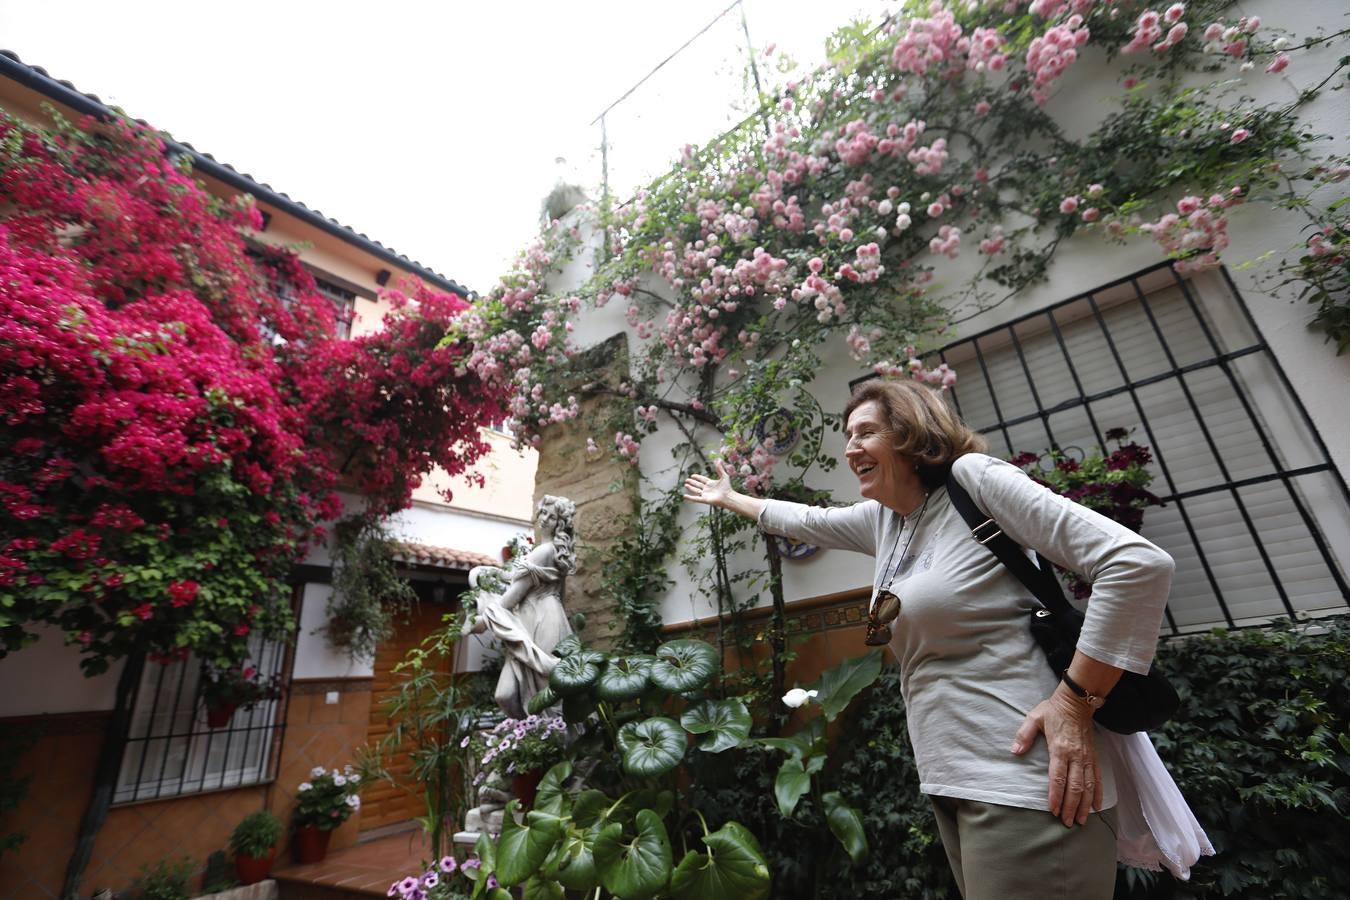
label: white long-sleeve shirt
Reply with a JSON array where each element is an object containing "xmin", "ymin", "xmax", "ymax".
[{"xmin": 757, "ymin": 452, "xmax": 1174, "ymax": 811}]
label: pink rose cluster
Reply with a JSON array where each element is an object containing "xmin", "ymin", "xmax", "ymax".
[
  {"xmin": 1140, "ymin": 190, "xmax": 1244, "ymax": 272},
  {"xmin": 1025, "ymin": 12, "xmax": 1090, "ymax": 104}
]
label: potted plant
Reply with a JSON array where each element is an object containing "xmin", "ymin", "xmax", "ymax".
[
  {"xmin": 229, "ymin": 810, "xmax": 282, "ymax": 884},
  {"xmin": 291, "ymin": 766, "xmax": 363, "ymax": 863},
  {"xmin": 473, "ymin": 714, "xmax": 567, "ymax": 808},
  {"xmin": 200, "ymin": 664, "xmax": 282, "ymax": 728}
]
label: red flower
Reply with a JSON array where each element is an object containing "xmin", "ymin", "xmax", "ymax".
[
  {"xmin": 168, "ymin": 580, "xmax": 198, "ymax": 607},
  {"xmin": 233, "ymin": 622, "xmax": 250, "ymax": 637},
  {"xmin": 132, "ymin": 604, "xmax": 154, "ymax": 620}
]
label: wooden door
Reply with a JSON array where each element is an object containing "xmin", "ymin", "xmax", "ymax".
[{"xmin": 359, "ymin": 601, "xmax": 453, "ymax": 833}]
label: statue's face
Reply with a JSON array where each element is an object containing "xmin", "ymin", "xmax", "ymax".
[{"xmin": 537, "ymin": 506, "xmax": 557, "ymax": 533}]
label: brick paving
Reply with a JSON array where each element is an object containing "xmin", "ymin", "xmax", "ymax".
[{"xmin": 273, "ymin": 828, "xmax": 432, "ymax": 898}]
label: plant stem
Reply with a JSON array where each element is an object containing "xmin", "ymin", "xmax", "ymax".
[{"xmin": 61, "ymin": 645, "xmax": 146, "ymax": 900}]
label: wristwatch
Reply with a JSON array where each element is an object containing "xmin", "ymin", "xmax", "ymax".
[{"xmin": 1061, "ymin": 670, "xmax": 1106, "ymax": 710}]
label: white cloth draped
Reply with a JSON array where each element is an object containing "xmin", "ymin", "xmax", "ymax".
[{"xmin": 1099, "ymin": 730, "xmax": 1215, "ymax": 879}]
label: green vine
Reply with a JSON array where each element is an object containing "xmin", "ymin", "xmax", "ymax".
[{"xmin": 324, "ymin": 517, "xmax": 418, "ymax": 662}]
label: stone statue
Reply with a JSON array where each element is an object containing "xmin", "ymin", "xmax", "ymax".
[
  {"xmin": 467, "ymin": 494, "xmax": 577, "ymax": 719},
  {"xmin": 459, "ymin": 495, "xmax": 578, "ymax": 838}
]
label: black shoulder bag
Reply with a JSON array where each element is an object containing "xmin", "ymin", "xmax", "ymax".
[{"xmin": 945, "ymin": 473, "xmax": 1179, "ymax": 734}]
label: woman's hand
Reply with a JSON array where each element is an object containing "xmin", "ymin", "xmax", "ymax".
[
  {"xmin": 1011, "ymin": 686, "xmax": 1103, "ymax": 827},
  {"xmin": 683, "ymin": 461, "xmax": 734, "ymax": 508}
]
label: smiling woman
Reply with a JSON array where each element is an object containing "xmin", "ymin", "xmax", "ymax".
[{"xmin": 684, "ymin": 378, "xmax": 1211, "ymax": 899}]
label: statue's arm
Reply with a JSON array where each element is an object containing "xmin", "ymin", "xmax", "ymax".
[{"xmin": 497, "ymin": 543, "xmax": 558, "ymax": 611}]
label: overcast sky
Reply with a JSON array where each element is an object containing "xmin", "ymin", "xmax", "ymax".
[{"xmin": 2, "ymin": 0, "xmax": 887, "ymax": 293}]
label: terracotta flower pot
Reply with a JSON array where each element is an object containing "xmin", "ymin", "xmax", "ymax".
[
  {"xmin": 205, "ymin": 701, "xmax": 238, "ymax": 729},
  {"xmin": 511, "ymin": 769, "xmax": 545, "ymax": 809},
  {"xmin": 234, "ymin": 846, "xmax": 277, "ymax": 885},
  {"xmin": 294, "ymin": 825, "xmax": 332, "ymax": 864}
]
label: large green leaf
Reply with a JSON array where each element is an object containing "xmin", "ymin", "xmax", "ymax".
[
  {"xmin": 822, "ymin": 791, "xmax": 868, "ymax": 863},
  {"xmin": 669, "ymin": 821, "xmax": 771, "ymax": 900},
  {"xmin": 550, "ymin": 652, "xmax": 602, "ymax": 696},
  {"xmin": 570, "ymin": 789, "xmax": 611, "ymax": 828},
  {"xmin": 809, "ymin": 649, "xmax": 883, "ymax": 722},
  {"xmin": 618, "ymin": 717, "xmax": 687, "ymax": 777},
  {"xmin": 649, "ymin": 639, "xmax": 719, "ymax": 694},
  {"xmin": 680, "ymin": 698, "xmax": 751, "ymax": 753},
  {"xmin": 527, "ymin": 685, "xmax": 559, "ymax": 714},
  {"xmin": 550, "ymin": 826, "xmax": 598, "ymax": 893},
  {"xmin": 552, "ymin": 634, "xmax": 582, "ymax": 658},
  {"xmin": 470, "ymin": 832, "xmax": 496, "ymax": 900},
  {"xmin": 496, "ymin": 801, "xmax": 566, "ymax": 886},
  {"xmin": 522, "ymin": 876, "xmax": 565, "ymax": 900},
  {"xmin": 757, "ymin": 716, "xmax": 825, "ymax": 761},
  {"xmin": 593, "ymin": 809, "xmax": 673, "ymax": 899},
  {"xmin": 596, "ymin": 655, "xmax": 652, "ymax": 702},
  {"xmin": 774, "ymin": 758, "xmax": 811, "ymax": 818},
  {"xmin": 535, "ymin": 760, "xmax": 572, "ymax": 816}
]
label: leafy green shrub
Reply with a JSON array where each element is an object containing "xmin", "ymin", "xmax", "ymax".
[
  {"xmin": 459, "ymin": 635, "xmax": 772, "ymax": 899},
  {"xmin": 819, "ymin": 669, "xmax": 960, "ymax": 900},
  {"xmin": 131, "ymin": 857, "xmax": 193, "ymax": 900},
  {"xmin": 690, "ymin": 618, "xmax": 1348, "ymax": 900},
  {"xmin": 1144, "ymin": 617, "xmax": 1350, "ymax": 899},
  {"xmin": 229, "ymin": 810, "xmax": 282, "ymax": 858}
]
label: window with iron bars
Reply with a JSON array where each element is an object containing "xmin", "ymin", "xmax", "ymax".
[
  {"xmin": 113, "ymin": 634, "xmax": 291, "ymax": 804},
  {"xmin": 919, "ymin": 261, "xmax": 1350, "ymax": 634},
  {"xmin": 245, "ymin": 248, "xmax": 358, "ymax": 341},
  {"xmin": 314, "ymin": 277, "xmax": 357, "ymax": 341}
]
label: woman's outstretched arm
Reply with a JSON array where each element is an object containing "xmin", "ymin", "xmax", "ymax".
[{"xmin": 683, "ymin": 460, "xmax": 765, "ymax": 520}]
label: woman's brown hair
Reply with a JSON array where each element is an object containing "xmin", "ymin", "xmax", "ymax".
[{"xmin": 843, "ymin": 379, "xmax": 987, "ymax": 489}]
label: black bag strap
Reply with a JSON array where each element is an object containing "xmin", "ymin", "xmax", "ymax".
[{"xmin": 944, "ymin": 472, "xmax": 1076, "ymax": 617}]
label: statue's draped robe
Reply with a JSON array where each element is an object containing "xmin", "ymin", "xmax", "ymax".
[{"xmin": 477, "ymin": 556, "xmax": 572, "ymax": 718}]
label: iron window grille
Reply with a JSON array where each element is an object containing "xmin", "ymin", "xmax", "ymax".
[
  {"xmin": 314, "ymin": 277, "xmax": 358, "ymax": 341},
  {"xmin": 877, "ymin": 260, "xmax": 1350, "ymax": 635},
  {"xmin": 112, "ymin": 634, "xmax": 292, "ymax": 805}
]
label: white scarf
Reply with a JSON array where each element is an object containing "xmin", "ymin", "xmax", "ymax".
[{"xmin": 1099, "ymin": 730, "xmax": 1216, "ymax": 879}]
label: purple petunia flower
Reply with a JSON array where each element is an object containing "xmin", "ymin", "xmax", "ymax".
[
  {"xmin": 387, "ymin": 882, "xmax": 400, "ymax": 897},
  {"xmin": 439, "ymin": 855, "xmax": 457, "ymax": 873},
  {"xmin": 420, "ymin": 871, "xmax": 439, "ymax": 889},
  {"xmin": 486, "ymin": 874, "xmax": 499, "ymax": 889},
  {"xmin": 461, "ymin": 857, "xmax": 481, "ymax": 870},
  {"xmin": 398, "ymin": 876, "xmax": 418, "ymax": 894}
]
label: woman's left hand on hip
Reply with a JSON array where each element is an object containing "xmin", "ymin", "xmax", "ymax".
[{"xmin": 1010, "ymin": 688, "xmax": 1103, "ymax": 827}]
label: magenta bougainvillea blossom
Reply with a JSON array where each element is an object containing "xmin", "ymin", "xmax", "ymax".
[{"xmin": 0, "ymin": 110, "xmax": 502, "ymax": 673}]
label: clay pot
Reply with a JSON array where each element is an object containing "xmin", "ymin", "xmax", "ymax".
[
  {"xmin": 205, "ymin": 701, "xmax": 238, "ymax": 729},
  {"xmin": 234, "ymin": 846, "xmax": 277, "ymax": 884},
  {"xmin": 511, "ymin": 769, "xmax": 545, "ymax": 809},
  {"xmin": 293, "ymin": 825, "xmax": 332, "ymax": 864}
]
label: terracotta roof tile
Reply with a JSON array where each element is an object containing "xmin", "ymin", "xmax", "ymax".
[{"xmin": 391, "ymin": 541, "xmax": 498, "ymax": 571}]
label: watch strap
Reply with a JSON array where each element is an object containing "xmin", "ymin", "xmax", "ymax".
[{"xmin": 1061, "ymin": 669, "xmax": 1106, "ymax": 710}]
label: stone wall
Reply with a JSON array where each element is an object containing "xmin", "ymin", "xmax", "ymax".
[{"xmin": 532, "ymin": 333, "xmax": 638, "ymax": 650}]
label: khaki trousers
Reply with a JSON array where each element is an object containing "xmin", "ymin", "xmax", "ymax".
[{"xmin": 930, "ymin": 796, "xmax": 1118, "ymax": 900}]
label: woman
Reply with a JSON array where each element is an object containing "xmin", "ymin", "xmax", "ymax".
[
  {"xmin": 683, "ymin": 379, "xmax": 1182, "ymax": 899},
  {"xmin": 467, "ymin": 495, "xmax": 578, "ymax": 719}
]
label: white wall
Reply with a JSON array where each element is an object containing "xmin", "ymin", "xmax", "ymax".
[{"xmin": 0, "ymin": 624, "xmax": 125, "ymax": 717}]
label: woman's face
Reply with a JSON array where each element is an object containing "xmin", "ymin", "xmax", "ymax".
[
  {"xmin": 844, "ymin": 400, "xmax": 913, "ymax": 507},
  {"xmin": 537, "ymin": 505, "xmax": 558, "ymax": 535}
]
